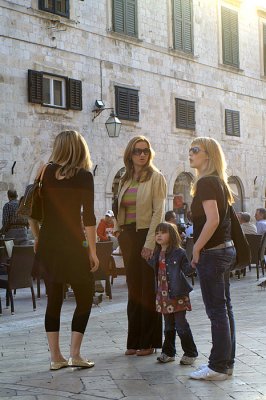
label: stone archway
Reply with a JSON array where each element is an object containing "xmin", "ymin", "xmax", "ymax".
[
  {"xmin": 112, "ymin": 167, "xmax": 126, "ymax": 198},
  {"xmin": 228, "ymin": 176, "xmax": 244, "ymax": 212},
  {"xmin": 173, "ymin": 172, "xmax": 193, "ymax": 223}
]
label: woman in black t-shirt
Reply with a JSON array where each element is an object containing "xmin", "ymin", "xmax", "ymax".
[
  {"xmin": 29, "ymin": 131, "xmax": 99, "ymax": 371},
  {"xmin": 188, "ymin": 137, "xmax": 236, "ymax": 381}
]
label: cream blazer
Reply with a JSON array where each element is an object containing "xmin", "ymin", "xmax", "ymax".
[{"xmin": 115, "ymin": 170, "xmax": 167, "ymax": 250}]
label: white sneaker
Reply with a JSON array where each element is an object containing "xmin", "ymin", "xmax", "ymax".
[
  {"xmin": 195, "ymin": 363, "xmax": 233, "ymax": 376},
  {"xmin": 189, "ymin": 366, "xmax": 228, "ymax": 381},
  {"xmin": 180, "ymin": 355, "xmax": 197, "ymax": 365},
  {"xmin": 157, "ymin": 353, "xmax": 175, "ymax": 363}
]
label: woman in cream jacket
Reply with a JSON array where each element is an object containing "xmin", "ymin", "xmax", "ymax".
[{"xmin": 116, "ymin": 135, "xmax": 167, "ymax": 356}]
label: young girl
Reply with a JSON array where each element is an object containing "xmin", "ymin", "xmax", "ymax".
[{"xmin": 149, "ymin": 222, "xmax": 198, "ymax": 365}]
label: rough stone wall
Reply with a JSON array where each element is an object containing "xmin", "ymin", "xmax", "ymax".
[{"xmin": 0, "ymin": 0, "xmax": 265, "ymax": 224}]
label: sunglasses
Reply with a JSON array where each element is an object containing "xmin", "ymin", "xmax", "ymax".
[
  {"xmin": 132, "ymin": 148, "xmax": 150, "ymax": 156},
  {"xmin": 189, "ymin": 146, "xmax": 207, "ymax": 154}
]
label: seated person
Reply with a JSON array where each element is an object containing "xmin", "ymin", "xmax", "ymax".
[
  {"xmin": 255, "ymin": 208, "xmax": 266, "ymax": 235},
  {"xmin": 0, "ymin": 190, "xmax": 28, "ymax": 245},
  {"xmin": 97, "ymin": 210, "xmax": 118, "ymax": 249},
  {"xmin": 238, "ymin": 212, "xmax": 257, "ymax": 235},
  {"xmin": 165, "ymin": 210, "xmax": 177, "ymax": 225}
]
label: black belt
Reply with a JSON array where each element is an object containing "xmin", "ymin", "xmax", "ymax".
[
  {"xmin": 121, "ymin": 223, "xmax": 136, "ymax": 231},
  {"xmin": 204, "ymin": 240, "xmax": 234, "ymax": 251}
]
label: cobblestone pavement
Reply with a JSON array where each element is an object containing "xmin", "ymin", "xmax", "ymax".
[{"xmin": 0, "ymin": 266, "xmax": 266, "ymax": 400}]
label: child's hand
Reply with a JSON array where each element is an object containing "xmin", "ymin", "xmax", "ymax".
[{"xmin": 141, "ymin": 247, "xmax": 153, "ymax": 261}]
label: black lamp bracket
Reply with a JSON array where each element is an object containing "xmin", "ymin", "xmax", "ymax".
[{"xmin": 92, "ymin": 107, "xmax": 114, "ymax": 122}]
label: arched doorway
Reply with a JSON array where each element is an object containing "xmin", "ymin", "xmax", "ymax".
[
  {"xmin": 228, "ymin": 176, "xmax": 244, "ymax": 212},
  {"xmin": 173, "ymin": 172, "xmax": 193, "ymax": 223}
]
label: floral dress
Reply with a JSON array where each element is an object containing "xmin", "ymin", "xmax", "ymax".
[{"xmin": 156, "ymin": 250, "xmax": 192, "ymax": 315}]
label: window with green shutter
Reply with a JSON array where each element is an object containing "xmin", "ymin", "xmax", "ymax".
[
  {"xmin": 225, "ymin": 109, "xmax": 240, "ymax": 136},
  {"xmin": 115, "ymin": 86, "xmax": 139, "ymax": 121},
  {"xmin": 221, "ymin": 7, "xmax": 239, "ymax": 68},
  {"xmin": 175, "ymin": 98, "xmax": 195, "ymax": 129},
  {"xmin": 113, "ymin": 0, "xmax": 137, "ymax": 37},
  {"xmin": 28, "ymin": 70, "xmax": 82, "ymax": 110},
  {"xmin": 263, "ymin": 24, "xmax": 266, "ymax": 76},
  {"xmin": 172, "ymin": 0, "xmax": 193, "ymax": 53}
]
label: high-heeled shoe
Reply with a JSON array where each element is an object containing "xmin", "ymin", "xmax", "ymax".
[
  {"xmin": 68, "ymin": 357, "xmax": 95, "ymax": 368},
  {"xmin": 50, "ymin": 360, "xmax": 68, "ymax": 370},
  {"xmin": 125, "ymin": 349, "xmax": 137, "ymax": 355},
  {"xmin": 136, "ymin": 348, "xmax": 155, "ymax": 356}
]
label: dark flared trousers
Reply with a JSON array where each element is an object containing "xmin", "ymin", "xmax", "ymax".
[{"xmin": 119, "ymin": 226, "xmax": 162, "ymax": 350}]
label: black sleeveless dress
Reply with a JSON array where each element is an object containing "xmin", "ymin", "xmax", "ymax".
[{"xmin": 34, "ymin": 163, "xmax": 96, "ymax": 284}]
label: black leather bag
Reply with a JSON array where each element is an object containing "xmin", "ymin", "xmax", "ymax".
[
  {"xmin": 17, "ymin": 164, "xmax": 48, "ymax": 222},
  {"xmin": 230, "ymin": 205, "xmax": 251, "ymax": 270}
]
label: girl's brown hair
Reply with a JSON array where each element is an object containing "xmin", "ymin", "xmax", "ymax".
[
  {"xmin": 49, "ymin": 130, "xmax": 92, "ymax": 179},
  {"xmin": 121, "ymin": 135, "xmax": 159, "ymax": 185},
  {"xmin": 154, "ymin": 222, "xmax": 182, "ymax": 253}
]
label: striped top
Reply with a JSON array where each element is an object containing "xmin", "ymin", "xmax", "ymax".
[{"xmin": 121, "ymin": 180, "xmax": 139, "ymax": 224}]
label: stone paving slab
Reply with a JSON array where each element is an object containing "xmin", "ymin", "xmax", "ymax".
[{"xmin": 0, "ymin": 269, "xmax": 266, "ymax": 400}]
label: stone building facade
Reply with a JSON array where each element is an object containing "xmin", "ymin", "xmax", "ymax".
[{"xmin": 0, "ymin": 0, "xmax": 265, "ymax": 224}]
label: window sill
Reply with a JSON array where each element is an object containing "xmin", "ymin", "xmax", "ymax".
[
  {"xmin": 107, "ymin": 30, "xmax": 143, "ymax": 44},
  {"xmin": 34, "ymin": 106, "xmax": 73, "ymax": 116},
  {"xmin": 218, "ymin": 63, "xmax": 244, "ymax": 74},
  {"xmin": 168, "ymin": 48, "xmax": 198, "ymax": 61},
  {"xmin": 171, "ymin": 128, "xmax": 196, "ymax": 136},
  {"xmin": 221, "ymin": 133, "xmax": 242, "ymax": 143}
]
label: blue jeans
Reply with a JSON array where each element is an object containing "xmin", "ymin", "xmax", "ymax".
[
  {"xmin": 162, "ymin": 311, "xmax": 198, "ymax": 358},
  {"xmin": 196, "ymin": 246, "xmax": 236, "ymax": 374}
]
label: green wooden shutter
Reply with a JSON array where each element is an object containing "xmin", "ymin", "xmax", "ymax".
[
  {"xmin": 232, "ymin": 111, "xmax": 240, "ymax": 136},
  {"xmin": 176, "ymin": 99, "xmax": 195, "ymax": 129},
  {"xmin": 263, "ymin": 24, "xmax": 266, "ymax": 76},
  {"xmin": 128, "ymin": 90, "xmax": 139, "ymax": 121},
  {"xmin": 115, "ymin": 86, "xmax": 139, "ymax": 121},
  {"xmin": 187, "ymin": 101, "xmax": 195, "ymax": 129},
  {"xmin": 126, "ymin": 0, "xmax": 137, "ymax": 37},
  {"xmin": 225, "ymin": 109, "xmax": 233, "ymax": 135},
  {"xmin": 28, "ymin": 70, "xmax": 43, "ymax": 104},
  {"xmin": 183, "ymin": 0, "xmax": 193, "ymax": 53},
  {"xmin": 173, "ymin": 0, "xmax": 193, "ymax": 53},
  {"xmin": 68, "ymin": 79, "xmax": 82, "ymax": 110},
  {"xmin": 225, "ymin": 109, "xmax": 240, "ymax": 136},
  {"xmin": 113, "ymin": 0, "xmax": 125, "ymax": 33},
  {"xmin": 222, "ymin": 7, "xmax": 239, "ymax": 67}
]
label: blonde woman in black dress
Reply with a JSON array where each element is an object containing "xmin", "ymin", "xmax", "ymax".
[{"xmin": 29, "ymin": 131, "xmax": 99, "ymax": 370}]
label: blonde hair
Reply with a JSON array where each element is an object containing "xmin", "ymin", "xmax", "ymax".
[
  {"xmin": 190, "ymin": 137, "xmax": 234, "ymax": 204},
  {"xmin": 121, "ymin": 135, "xmax": 159, "ymax": 185},
  {"xmin": 49, "ymin": 130, "xmax": 92, "ymax": 179}
]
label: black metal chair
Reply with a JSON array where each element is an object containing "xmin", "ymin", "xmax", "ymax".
[
  {"xmin": 94, "ymin": 241, "xmax": 113, "ymax": 299},
  {"xmin": 0, "ymin": 245, "xmax": 36, "ymax": 314},
  {"xmin": 258, "ymin": 233, "xmax": 266, "ymax": 278},
  {"xmin": 245, "ymin": 234, "xmax": 263, "ymax": 280}
]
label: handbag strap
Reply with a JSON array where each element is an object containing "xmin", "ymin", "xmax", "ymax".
[{"xmin": 35, "ymin": 163, "xmax": 50, "ymax": 195}]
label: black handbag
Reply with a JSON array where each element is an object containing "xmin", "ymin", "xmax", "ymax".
[
  {"xmin": 230, "ymin": 205, "xmax": 251, "ymax": 270},
  {"xmin": 17, "ymin": 164, "xmax": 48, "ymax": 222}
]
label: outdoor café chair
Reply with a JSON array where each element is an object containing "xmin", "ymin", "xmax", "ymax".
[
  {"xmin": 245, "ymin": 234, "xmax": 263, "ymax": 280},
  {"xmin": 0, "ymin": 245, "xmax": 36, "ymax": 314},
  {"xmin": 94, "ymin": 241, "xmax": 113, "ymax": 299}
]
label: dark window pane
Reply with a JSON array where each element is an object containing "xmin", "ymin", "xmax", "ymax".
[
  {"xmin": 43, "ymin": 77, "xmax": 51, "ymax": 104},
  {"xmin": 53, "ymin": 79, "xmax": 63, "ymax": 106}
]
